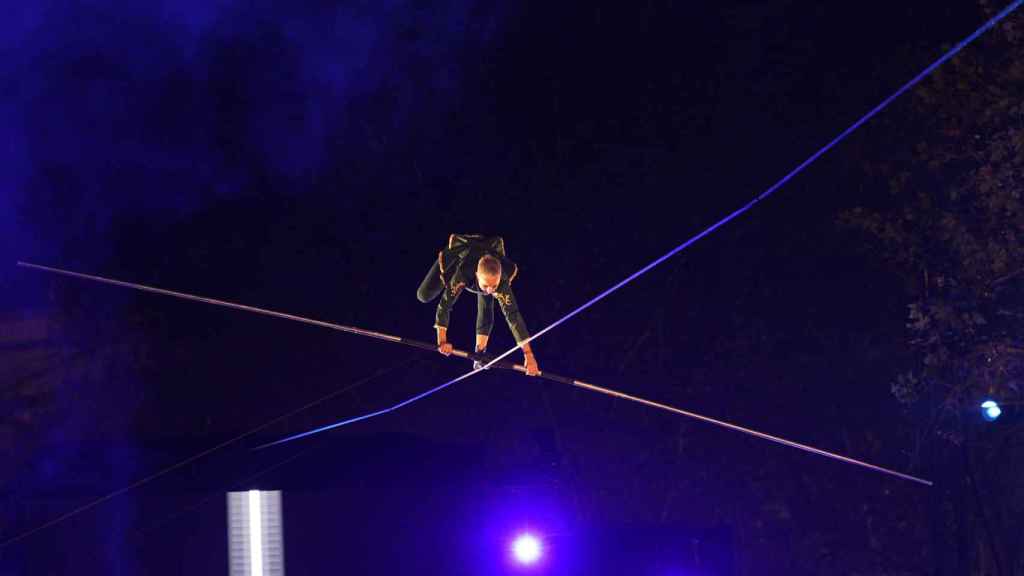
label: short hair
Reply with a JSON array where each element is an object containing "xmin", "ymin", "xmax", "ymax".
[{"xmin": 478, "ymin": 254, "xmax": 502, "ymax": 276}]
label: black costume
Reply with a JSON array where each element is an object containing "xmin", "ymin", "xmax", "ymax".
[{"xmin": 417, "ymin": 234, "xmax": 529, "ymax": 344}]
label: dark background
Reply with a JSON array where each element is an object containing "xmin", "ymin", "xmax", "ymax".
[{"xmin": 1, "ymin": 1, "xmax": 1019, "ymax": 574}]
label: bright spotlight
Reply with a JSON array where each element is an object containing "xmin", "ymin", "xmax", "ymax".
[
  {"xmin": 981, "ymin": 399, "xmax": 1002, "ymax": 422},
  {"xmin": 511, "ymin": 533, "xmax": 542, "ymax": 565}
]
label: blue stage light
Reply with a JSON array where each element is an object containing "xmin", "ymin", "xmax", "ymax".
[{"xmin": 981, "ymin": 399, "xmax": 1002, "ymax": 422}]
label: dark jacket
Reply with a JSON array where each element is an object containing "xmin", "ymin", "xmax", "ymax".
[{"xmin": 434, "ymin": 234, "xmax": 530, "ymax": 344}]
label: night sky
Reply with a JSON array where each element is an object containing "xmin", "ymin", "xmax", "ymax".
[{"xmin": 2, "ymin": 1, "xmax": 1020, "ymax": 574}]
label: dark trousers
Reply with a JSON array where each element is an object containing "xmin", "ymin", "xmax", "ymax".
[
  {"xmin": 416, "ymin": 259, "xmax": 444, "ymax": 303},
  {"xmin": 417, "ymin": 260, "xmax": 494, "ymax": 336}
]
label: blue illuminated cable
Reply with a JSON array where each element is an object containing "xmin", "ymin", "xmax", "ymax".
[
  {"xmin": 507, "ymin": 0, "xmax": 1024, "ymax": 356},
  {"xmin": 256, "ymin": 369, "xmax": 485, "ymax": 447},
  {"xmin": 262, "ymin": 1, "xmax": 1024, "ymax": 447}
]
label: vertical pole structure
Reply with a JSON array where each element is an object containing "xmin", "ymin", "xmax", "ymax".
[{"xmin": 228, "ymin": 490, "xmax": 285, "ymax": 576}]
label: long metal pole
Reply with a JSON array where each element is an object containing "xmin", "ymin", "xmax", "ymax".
[{"xmin": 17, "ymin": 261, "xmax": 932, "ymax": 485}]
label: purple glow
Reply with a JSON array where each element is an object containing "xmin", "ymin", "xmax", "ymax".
[{"xmin": 511, "ymin": 533, "xmax": 542, "ymax": 565}]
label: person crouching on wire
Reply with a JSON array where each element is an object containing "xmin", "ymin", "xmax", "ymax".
[{"xmin": 416, "ymin": 234, "xmax": 540, "ymax": 376}]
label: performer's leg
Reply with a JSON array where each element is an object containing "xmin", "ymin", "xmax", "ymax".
[{"xmin": 416, "ymin": 259, "xmax": 444, "ymax": 303}]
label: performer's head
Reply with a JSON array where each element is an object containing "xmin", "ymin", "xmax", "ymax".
[{"xmin": 476, "ymin": 255, "xmax": 502, "ymax": 294}]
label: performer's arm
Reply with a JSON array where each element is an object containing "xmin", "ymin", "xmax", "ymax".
[
  {"xmin": 475, "ymin": 293, "xmax": 494, "ymax": 352},
  {"xmin": 520, "ymin": 341, "xmax": 538, "ymax": 375},
  {"xmin": 435, "ymin": 282, "xmax": 463, "ymax": 355},
  {"xmin": 494, "ymin": 286, "xmax": 539, "ymax": 376},
  {"xmin": 435, "ymin": 326, "xmax": 453, "ymax": 355}
]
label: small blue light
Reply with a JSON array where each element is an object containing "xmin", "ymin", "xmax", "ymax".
[
  {"xmin": 511, "ymin": 533, "xmax": 542, "ymax": 565},
  {"xmin": 981, "ymin": 400, "xmax": 1002, "ymax": 422}
]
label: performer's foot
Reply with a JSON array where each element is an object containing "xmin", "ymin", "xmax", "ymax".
[{"xmin": 473, "ymin": 349, "xmax": 490, "ymax": 371}]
